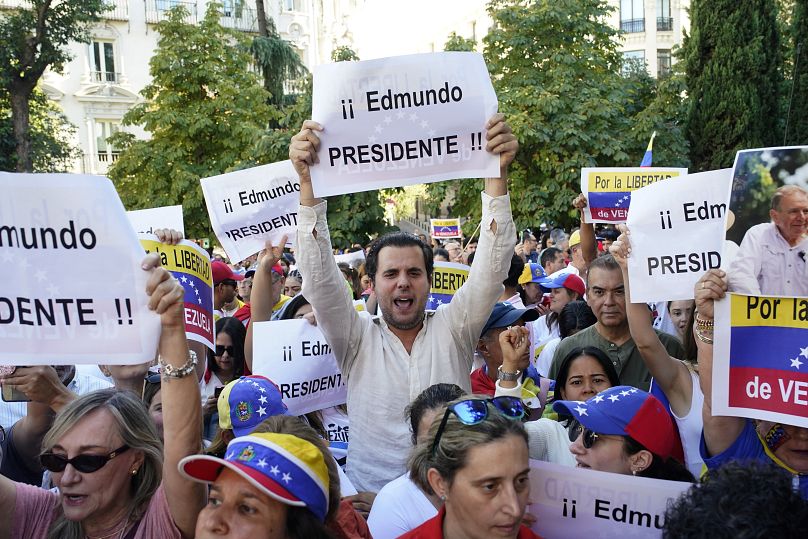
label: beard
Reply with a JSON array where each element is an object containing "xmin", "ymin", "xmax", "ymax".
[{"xmin": 382, "ymin": 307, "xmax": 426, "ymax": 331}]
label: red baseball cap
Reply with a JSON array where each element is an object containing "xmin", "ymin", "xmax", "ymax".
[{"xmin": 212, "ymin": 261, "xmax": 244, "ymax": 284}]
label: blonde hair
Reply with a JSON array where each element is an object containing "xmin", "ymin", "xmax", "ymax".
[{"xmin": 43, "ymin": 389, "xmax": 163, "ymax": 539}]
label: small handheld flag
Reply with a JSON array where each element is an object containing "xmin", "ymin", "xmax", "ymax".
[{"xmin": 640, "ymin": 131, "xmax": 657, "ymax": 167}]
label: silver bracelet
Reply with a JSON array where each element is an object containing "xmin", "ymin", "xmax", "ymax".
[{"xmin": 160, "ymin": 350, "xmax": 197, "ymax": 379}]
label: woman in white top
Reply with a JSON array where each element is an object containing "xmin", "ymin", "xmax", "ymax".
[
  {"xmin": 367, "ymin": 383, "xmax": 466, "ymax": 539},
  {"xmin": 610, "ymin": 227, "xmax": 705, "ymax": 477}
]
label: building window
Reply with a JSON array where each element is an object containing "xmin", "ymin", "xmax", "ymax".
[
  {"xmin": 95, "ymin": 121, "xmax": 121, "ymax": 163},
  {"xmin": 622, "ymin": 50, "xmax": 646, "ymax": 75},
  {"xmin": 222, "ymin": 0, "xmax": 244, "ymax": 18},
  {"xmin": 657, "ymin": 49, "xmax": 672, "ymax": 78},
  {"xmin": 657, "ymin": 0, "xmax": 673, "ymax": 31},
  {"xmin": 90, "ymin": 40, "xmax": 117, "ymax": 83},
  {"xmin": 620, "ymin": 0, "xmax": 645, "ymax": 33},
  {"xmin": 284, "ymin": 0, "xmax": 305, "ymax": 12}
]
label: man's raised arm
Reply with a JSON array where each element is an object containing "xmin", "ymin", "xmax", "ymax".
[
  {"xmin": 444, "ymin": 114, "xmax": 518, "ymax": 355},
  {"xmin": 289, "ymin": 121, "xmax": 367, "ymax": 372}
]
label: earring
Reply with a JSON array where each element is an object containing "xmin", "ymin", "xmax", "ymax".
[
  {"xmin": 131, "ymin": 469, "xmax": 138, "ymax": 476},
  {"xmin": 631, "ymin": 469, "xmax": 637, "ymax": 476},
  {"xmin": 439, "ymin": 494, "xmax": 446, "ymax": 502}
]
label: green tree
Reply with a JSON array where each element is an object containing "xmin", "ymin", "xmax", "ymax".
[
  {"xmin": 0, "ymin": 0, "xmax": 108, "ymax": 172},
  {"xmin": 785, "ymin": 0, "xmax": 808, "ymax": 144},
  {"xmin": 475, "ymin": 0, "xmax": 633, "ymax": 229},
  {"xmin": 0, "ymin": 88, "xmax": 80, "ymax": 172},
  {"xmin": 331, "ymin": 46, "xmax": 360, "ymax": 62},
  {"xmin": 251, "ymin": 13, "xmax": 307, "ymax": 109},
  {"xmin": 683, "ymin": 0, "xmax": 783, "ymax": 171},
  {"xmin": 108, "ymin": 3, "xmax": 272, "ymax": 239},
  {"xmin": 444, "ymin": 31, "xmax": 476, "ymax": 52}
]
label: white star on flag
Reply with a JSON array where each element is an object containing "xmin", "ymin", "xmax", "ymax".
[
  {"xmin": 259, "ymin": 387, "xmax": 266, "ymax": 393},
  {"xmin": 629, "ymin": 388, "xmax": 638, "ymax": 393},
  {"xmin": 257, "ymin": 458, "xmax": 268, "ymax": 468},
  {"xmin": 791, "ymin": 357, "xmax": 803, "ymax": 370},
  {"xmin": 428, "ymin": 296, "xmax": 435, "ymax": 302},
  {"xmin": 573, "ymin": 405, "xmax": 588, "ymax": 416},
  {"xmin": 195, "ymin": 288, "xmax": 200, "ymax": 296},
  {"xmin": 620, "ymin": 390, "xmax": 631, "ymax": 397},
  {"xmin": 259, "ymin": 395, "xmax": 268, "ymax": 404},
  {"xmin": 181, "ymin": 276, "xmax": 188, "ymax": 283},
  {"xmin": 197, "ymin": 297, "xmax": 202, "ymax": 304},
  {"xmin": 608, "ymin": 394, "xmax": 620, "ymax": 403},
  {"xmin": 270, "ymin": 465, "xmax": 280, "ymax": 475},
  {"xmin": 592, "ymin": 395, "xmax": 605, "ymax": 403},
  {"xmin": 257, "ymin": 406, "xmax": 267, "ymax": 416},
  {"xmin": 282, "ymin": 473, "xmax": 292, "ymax": 484},
  {"xmin": 225, "ymin": 451, "xmax": 235, "ymax": 460},
  {"xmin": 437, "ymin": 299, "xmax": 443, "ymax": 305},
  {"xmin": 801, "ymin": 346, "xmax": 808, "ymax": 359},
  {"xmin": 252, "ymin": 382, "xmax": 261, "ymax": 388}
]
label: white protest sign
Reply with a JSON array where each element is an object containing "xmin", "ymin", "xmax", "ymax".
[
  {"xmin": 528, "ymin": 460, "xmax": 689, "ymax": 538},
  {"xmin": 201, "ymin": 161, "xmax": 299, "ymax": 263},
  {"xmin": 334, "ymin": 249, "xmax": 365, "ymax": 269},
  {"xmin": 251, "ymin": 319, "xmax": 347, "ymax": 415},
  {"xmin": 626, "ymin": 169, "xmax": 732, "ymax": 302},
  {"xmin": 311, "ymin": 52, "xmax": 499, "ymax": 196},
  {"xmin": 0, "ymin": 173, "xmax": 160, "ymax": 365},
  {"xmin": 126, "ymin": 205, "xmax": 185, "ymax": 236},
  {"xmin": 581, "ymin": 167, "xmax": 688, "ymax": 224}
]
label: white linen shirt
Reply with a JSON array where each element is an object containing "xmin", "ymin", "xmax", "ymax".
[
  {"xmin": 729, "ymin": 222, "xmax": 808, "ymax": 296},
  {"xmin": 296, "ymin": 192, "xmax": 515, "ymax": 492}
]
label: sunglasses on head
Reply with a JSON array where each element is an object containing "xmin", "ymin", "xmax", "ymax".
[
  {"xmin": 40, "ymin": 445, "xmax": 130, "ymax": 473},
  {"xmin": 431, "ymin": 397, "xmax": 525, "ymax": 456},
  {"xmin": 215, "ymin": 345, "xmax": 235, "ymax": 357}
]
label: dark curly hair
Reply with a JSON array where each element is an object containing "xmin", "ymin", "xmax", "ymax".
[{"xmin": 663, "ymin": 462, "xmax": 808, "ymax": 538}]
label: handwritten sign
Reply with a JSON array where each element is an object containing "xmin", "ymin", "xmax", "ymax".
[
  {"xmin": 126, "ymin": 205, "xmax": 185, "ymax": 236},
  {"xmin": 0, "ymin": 173, "xmax": 160, "ymax": 365},
  {"xmin": 251, "ymin": 319, "xmax": 347, "ymax": 415},
  {"xmin": 528, "ymin": 460, "xmax": 689, "ymax": 538},
  {"xmin": 713, "ymin": 293, "xmax": 808, "ymax": 428},
  {"xmin": 140, "ymin": 236, "xmax": 214, "ymax": 350},
  {"xmin": 626, "ymin": 169, "xmax": 732, "ymax": 302},
  {"xmin": 430, "ymin": 218, "xmax": 461, "ymax": 238},
  {"xmin": 581, "ymin": 167, "xmax": 688, "ymax": 224},
  {"xmin": 310, "ymin": 52, "xmax": 499, "ymax": 196},
  {"xmin": 426, "ymin": 261, "xmax": 469, "ymax": 311},
  {"xmin": 200, "ymin": 161, "xmax": 299, "ymax": 264}
]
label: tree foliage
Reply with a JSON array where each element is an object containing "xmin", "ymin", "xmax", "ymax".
[
  {"xmin": 444, "ymin": 31, "xmax": 476, "ymax": 52},
  {"xmin": 107, "ymin": 3, "xmax": 272, "ymax": 239},
  {"xmin": 786, "ymin": 0, "xmax": 808, "ymax": 144},
  {"xmin": 425, "ymin": 0, "xmax": 686, "ymax": 231},
  {"xmin": 0, "ymin": 0, "xmax": 108, "ymax": 171},
  {"xmin": 683, "ymin": 0, "xmax": 783, "ymax": 171},
  {"xmin": 0, "ymin": 88, "xmax": 80, "ymax": 172},
  {"xmin": 251, "ymin": 16, "xmax": 307, "ymax": 108}
]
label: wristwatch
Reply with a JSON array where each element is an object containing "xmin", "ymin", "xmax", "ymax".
[{"xmin": 497, "ymin": 365, "xmax": 521, "ymax": 382}]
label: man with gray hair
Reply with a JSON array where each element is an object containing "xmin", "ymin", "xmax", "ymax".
[{"xmin": 730, "ymin": 184, "xmax": 808, "ymax": 296}]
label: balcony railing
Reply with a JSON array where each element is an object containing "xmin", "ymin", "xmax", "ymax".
[
  {"xmin": 145, "ymin": 0, "xmax": 197, "ymax": 24},
  {"xmin": 97, "ymin": 151, "xmax": 121, "ymax": 163},
  {"xmin": 104, "ymin": 0, "xmax": 129, "ymax": 21},
  {"xmin": 219, "ymin": 4, "xmax": 259, "ymax": 33},
  {"xmin": 657, "ymin": 17, "xmax": 673, "ymax": 32},
  {"xmin": 620, "ymin": 18, "xmax": 645, "ymax": 33},
  {"xmin": 90, "ymin": 71, "xmax": 120, "ymax": 84}
]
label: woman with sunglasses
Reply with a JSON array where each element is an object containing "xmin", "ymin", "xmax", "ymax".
[
  {"xmin": 403, "ymin": 396, "xmax": 541, "ymax": 539},
  {"xmin": 201, "ymin": 317, "xmax": 247, "ymax": 438},
  {"xmin": 3, "ymin": 253, "xmax": 205, "ymax": 539},
  {"xmin": 554, "ymin": 386, "xmax": 694, "ymax": 482}
]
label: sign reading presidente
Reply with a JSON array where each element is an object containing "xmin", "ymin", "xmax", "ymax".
[
  {"xmin": 311, "ymin": 52, "xmax": 499, "ymax": 196},
  {"xmin": 626, "ymin": 169, "xmax": 731, "ymax": 302},
  {"xmin": 581, "ymin": 167, "xmax": 688, "ymax": 224},
  {"xmin": 0, "ymin": 173, "xmax": 160, "ymax": 365},
  {"xmin": 201, "ymin": 161, "xmax": 299, "ymax": 263}
]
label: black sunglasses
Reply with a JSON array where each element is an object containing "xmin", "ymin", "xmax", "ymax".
[
  {"xmin": 215, "ymin": 345, "xmax": 235, "ymax": 357},
  {"xmin": 431, "ymin": 397, "xmax": 525, "ymax": 456},
  {"xmin": 582, "ymin": 428, "xmax": 603, "ymax": 449},
  {"xmin": 40, "ymin": 445, "xmax": 130, "ymax": 473}
]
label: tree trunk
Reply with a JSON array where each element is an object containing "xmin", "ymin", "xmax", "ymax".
[
  {"xmin": 10, "ymin": 87, "xmax": 33, "ymax": 172},
  {"xmin": 255, "ymin": 0, "xmax": 267, "ymax": 37}
]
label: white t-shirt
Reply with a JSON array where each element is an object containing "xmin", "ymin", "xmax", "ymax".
[
  {"xmin": 198, "ymin": 372, "xmax": 226, "ymax": 402},
  {"xmin": 367, "ymin": 472, "xmax": 437, "ymax": 539},
  {"xmin": 536, "ymin": 337, "xmax": 561, "ymax": 378}
]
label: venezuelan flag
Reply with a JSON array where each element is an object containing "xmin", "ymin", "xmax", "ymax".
[
  {"xmin": 727, "ymin": 294, "xmax": 808, "ymax": 417},
  {"xmin": 640, "ymin": 131, "xmax": 656, "ymax": 167}
]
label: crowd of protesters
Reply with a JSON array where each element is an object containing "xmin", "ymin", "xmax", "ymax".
[{"xmin": 2, "ymin": 112, "xmax": 808, "ymax": 539}]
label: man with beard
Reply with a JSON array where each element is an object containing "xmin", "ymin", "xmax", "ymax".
[{"xmin": 289, "ymin": 114, "xmax": 518, "ymax": 492}]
